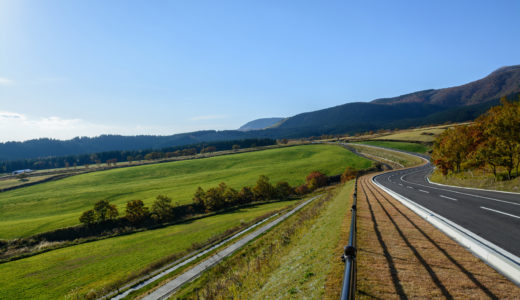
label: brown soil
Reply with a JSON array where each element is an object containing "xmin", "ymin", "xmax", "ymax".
[{"xmin": 356, "ymin": 175, "xmax": 520, "ymax": 299}]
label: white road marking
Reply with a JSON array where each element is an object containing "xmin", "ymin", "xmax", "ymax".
[
  {"xmin": 419, "ymin": 189, "xmax": 429, "ymax": 193},
  {"xmin": 480, "ymin": 207, "xmax": 520, "ymax": 220},
  {"xmin": 440, "ymin": 195, "xmax": 457, "ymax": 201},
  {"xmin": 407, "ymin": 186, "xmax": 413, "ymax": 189},
  {"xmin": 398, "ymin": 183, "xmax": 403, "ymax": 186},
  {"xmin": 398, "ymin": 169, "xmax": 520, "ymax": 207}
]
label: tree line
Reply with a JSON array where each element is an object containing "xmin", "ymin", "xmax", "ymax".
[
  {"xmin": 79, "ymin": 171, "xmax": 334, "ymax": 227},
  {"xmin": 1, "ymin": 138, "xmax": 276, "ymax": 173},
  {"xmin": 432, "ymin": 97, "xmax": 520, "ymax": 180}
]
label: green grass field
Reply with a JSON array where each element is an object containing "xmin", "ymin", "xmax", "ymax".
[
  {"xmin": 0, "ymin": 144, "xmax": 372, "ymax": 239},
  {"xmin": 355, "ymin": 140, "xmax": 429, "ymax": 154},
  {"xmin": 0, "ymin": 200, "xmax": 300, "ymax": 299}
]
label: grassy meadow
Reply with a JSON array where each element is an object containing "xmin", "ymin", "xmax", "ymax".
[
  {"xmin": 0, "ymin": 200, "xmax": 300, "ymax": 299},
  {"xmin": 354, "ymin": 140, "xmax": 429, "ymax": 154},
  {"xmin": 0, "ymin": 144, "xmax": 371, "ymax": 239}
]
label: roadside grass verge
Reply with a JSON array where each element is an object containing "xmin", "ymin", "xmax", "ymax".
[
  {"xmin": 0, "ymin": 144, "xmax": 371, "ymax": 239},
  {"xmin": 172, "ymin": 182, "xmax": 354, "ymax": 299},
  {"xmin": 354, "ymin": 141, "xmax": 429, "ymax": 154},
  {"xmin": 349, "ymin": 144, "xmax": 423, "ymax": 168},
  {"xmin": 356, "ymin": 176, "xmax": 519, "ymax": 298},
  {"xmin": 0, "ymin": 200, "xmax": 299, "ymax": 300},
  {"xmin": 430, "ymin": 169, "xmax": 520, "ymax": 193}
]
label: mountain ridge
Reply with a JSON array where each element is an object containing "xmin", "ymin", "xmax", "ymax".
[{"xmin": 1, "ymin": 65, "xmax": 519, "ymax": 162}]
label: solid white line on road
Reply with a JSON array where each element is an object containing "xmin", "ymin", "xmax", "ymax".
[
  {"xmin": 440, "ymin": 195, "xmax": 457, "ymax": 201},
  {"xmin": 481, "ymin": 207, "xmax": 520, "ymax": 220},
  {"xmin": 419, "ymin": 189, "xmax": 429, "ymax": 193}
]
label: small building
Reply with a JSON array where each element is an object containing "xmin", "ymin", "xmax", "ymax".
[{"xmin": 12, "ymin": 169, "xmax": 33, "ymax": 175}]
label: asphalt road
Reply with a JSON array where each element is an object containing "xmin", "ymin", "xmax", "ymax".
[{"xmin": 374, "ymin": 162, "xmax": 520, "ymax": 258}]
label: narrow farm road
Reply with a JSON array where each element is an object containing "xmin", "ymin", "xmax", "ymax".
[{"xmin": 138, "ymin": 194, "xmax": 322, "ymax": 300}]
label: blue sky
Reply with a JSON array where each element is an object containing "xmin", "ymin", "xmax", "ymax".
[{"xmin": 1, "ymin": 0, "xmax": 519, "ymax": 142}]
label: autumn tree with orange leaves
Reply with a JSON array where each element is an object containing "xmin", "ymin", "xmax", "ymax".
[{"xmin": 432, "ymin": 97, "xmax": 520, "ymax": 179}]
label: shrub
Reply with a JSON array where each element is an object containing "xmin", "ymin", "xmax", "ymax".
[
  {"xmin": 306, "ymin": 171, "xmax": 327, "ymax": 191},
  {"xmin": 79, "ymin": 209, "xmax": 96, "ymax": 225},
  {"xmin": 193, "ymin": 187, "xmax": 206, "ymax": 210},
  {"xmin": 341, "ymin": 166, "xmax": 358, "ymax": 182},
  {"xmin": 238, "ymin": 186, "xmax": 255, "ymax": 204},
  {"xmin": 125, "ymin": 200, "xmax": 149, "ymax": 223},
  {"xmin": 205, "ymin": 187, "xmax": 226, "ymax": 211},
  {"xmin": 275, "ymin": 181, "xmax": 293, "ymax": 200},
  {"xmin": 93, "ymin": 200, "xmax": 119, "ymax": 221},
  {"xmin": 295, "ymin": 184, "xmax": 310, "ymax": 195},
  {"xmin": 253, "ymin": 175, "xmax": 275, "ymax": 200},
  {"xmin": 151, "ymin": 195, "xmax": 174, "ymax": 222}
]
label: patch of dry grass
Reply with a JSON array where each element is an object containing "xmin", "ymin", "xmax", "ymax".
[{"xmin": 356, "ymin": 175, "xmax": 520, "ymax": 299}]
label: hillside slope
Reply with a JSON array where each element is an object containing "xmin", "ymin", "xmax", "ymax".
[
  {"xmin": 238, "ymin": 117, "xmax": 285, "ymax": 131},
  {"xmin": 372, "ymin": 65, "xmax": 520, "ymax": 106}
]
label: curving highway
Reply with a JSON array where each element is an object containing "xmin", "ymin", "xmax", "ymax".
[
  {"xmin": 375, "ymin": 162, "xmax": 520, "ymax": 258},
  {"xmin": 359, "ymin": 142, "xmax": 520, "ymax": 288}
]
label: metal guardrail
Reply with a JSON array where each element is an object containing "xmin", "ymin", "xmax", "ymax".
[{"xmin": 340, "ymin": 176, "xmax": 358, "ymax": 300}]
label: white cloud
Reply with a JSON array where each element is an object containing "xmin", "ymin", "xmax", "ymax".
[
  {"xmin": 0, "ymin": 77, "xmax": 14, "ymax": 86},
  {"xmin": 0, "ymin": 111, "xmax": 111, "ymax": 142},
  {"xmin": 189, "ymin": 114, "xmax": 228, "ymax": 121},
  {"xmin": 0, "ymin": 111, "xmax": 238, "ymax": 142}
]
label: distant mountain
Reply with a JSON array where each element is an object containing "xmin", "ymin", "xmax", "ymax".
[
  {"xmin": 238, "ymin": 117, "xmax": 285, "ymax": 131},
  {"xmin": 372, "ymin": 65, "xmax": 520, "ymax": 106},
  {"xmin": 1, "ymin": 65, "xmax": 519, "ymax": 162},
  {"xmin": 272, "ymin": 65, "xmax": 520, "ymax": 134}
]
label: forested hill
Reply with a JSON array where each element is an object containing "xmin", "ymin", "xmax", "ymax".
[
  {"xmin": 0, "ymin": 131, "xmax": 264, "ymax": 161},
  {"xmin": 1, "ymin": 65, "xmax": 519, "ymax": 162}
]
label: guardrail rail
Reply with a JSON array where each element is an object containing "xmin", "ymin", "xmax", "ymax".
[{"xmin": 340, "ymin": 176, "xmax": 358, "ymax": 300}]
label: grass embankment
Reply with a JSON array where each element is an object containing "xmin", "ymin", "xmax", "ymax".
[
  {"xmin": 173, "ymin": 182, "xmax": 354, "ymax": 299},
  {"xmin": 0, "ymin": 200, "xmax": 300, "ymax": 300},
  {"xmin": 430, "ymin": 170, "xmax": 520, "ymax": 193},
  {"xmin": 355, "ymin": 141, "xmax": 429, "ymax": 154},
  {"xmin": 0, "ymin": 144, "xmax": 372, "ymax": 239},
  {"xmin": 373, "ymin": 125, "xmax": 452, "ymax": 143},
  {"xmin": 349, "ymin": 144, "xmax": 424, "ymax": 168}
]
